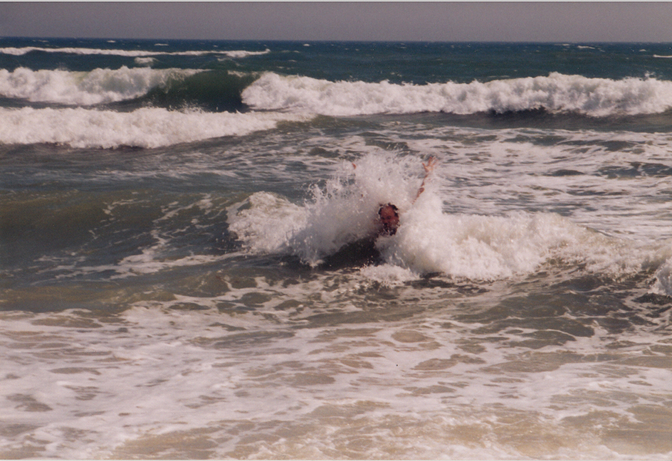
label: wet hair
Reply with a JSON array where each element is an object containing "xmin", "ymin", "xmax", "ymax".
[{"xmin": 378, "ymin": 203, "xmax": 399, "ymax": 217}]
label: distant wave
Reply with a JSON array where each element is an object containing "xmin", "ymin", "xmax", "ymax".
[
  {"xmin": 0, "ymin": 107, "xmax": 307, "ymax": 149},
  {"xmin": 0, "ymin": 67, "xmax": 201, "ymax": 105},
  {"xmin": 242, "ymin": 72, "xmax": 672, "ymax": 117},
  {"xmin": 0, "ymin": 46, "xmax": 271, "ymax": 58}
]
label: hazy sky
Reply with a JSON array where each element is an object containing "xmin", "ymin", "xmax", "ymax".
[{"xmin": 1, "ymin": 2, "xmax": 672, "ymax": 42}]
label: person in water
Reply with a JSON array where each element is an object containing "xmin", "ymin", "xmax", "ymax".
[
  {"xmin": 322, "ymin": 156, "xmax": 437, "ymax": 269},
  {"xmin": 377, "ymin": 203, "xmax": 400, "ymax": 236},
  {"xmin": 376, "ymin": 156, "xmax": 437, "ymax": 236}
]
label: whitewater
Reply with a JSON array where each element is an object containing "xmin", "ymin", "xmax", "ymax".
[
  {"xmin": 243, "ymin": 71, "xmax": 672, "ymax": 117},
  {"xmin": 2, "ymin": 66, "xmax": 672, "ymax": 150}
]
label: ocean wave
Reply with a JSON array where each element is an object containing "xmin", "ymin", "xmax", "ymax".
[
  {"xmin": 242, "ymin": 72, "xmax": 672, "ymax": 117},
  {"xmin": 0, "ymin": 107, "xmax": 307, "ymax": 149},
  {"xmin": 0, "ymin": 66, "xmax": 200, "ymax": 105},
  {"xmin": 230, "ymin": 188, "xmax": 636, "ymax": 281},
  {"xmin": 0, "ymin": 46, "xmax": 270, "ymax": 58},
  {"xmin": 228, "ymin": 153, "xmax": 658, "ymax": 281},
  {"xmin": 0, "ymin": 67, "xmax": 258, "ymax": 111}
]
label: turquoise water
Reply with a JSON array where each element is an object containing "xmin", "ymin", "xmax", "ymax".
[{"xmin": 1, "ymin": 38, "xmax": 672, "ymax": 459}]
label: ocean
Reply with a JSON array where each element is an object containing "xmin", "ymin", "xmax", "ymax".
[{"xmin": 1, "ymin": 38, "xmax": 672, "ymax": 459}]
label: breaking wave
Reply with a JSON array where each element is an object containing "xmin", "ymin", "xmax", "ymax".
[
  {"xmin": 0, "ymin": 66, "xmax": 200, "ymax": 105},
  {"xmin": 228, "ymin": 153, "xmax": 661, "ymax": 282},
  {"xmin": 242, "ymin": 72, "xmax": 672, "ymax": 117},
  {"xmin": 0, "ymin": 106, "xmax": 307, "ymax": 149}
]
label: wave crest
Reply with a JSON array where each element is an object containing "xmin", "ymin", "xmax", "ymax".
[
  {"xmin": 227, "ymin": 153, "xmax": 658, "ymax": 281},
  {"xmin": 0, "ymin": 46, "xmax": 270, "ymax": 58},
  {"xmin": 242, "ymin": 72, "xmax": 672, "ymax": 117},
  {"xmin": 0, "ymin": 67, "xmax": 200, "ymax": 105},
  {"xmin": 0, "ymin": 107, "xmax": 306, "ymax": 148}
]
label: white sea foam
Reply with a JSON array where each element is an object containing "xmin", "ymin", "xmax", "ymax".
[
  {"xmin": 242, "ymin": 72, "xmax": 672, "ymax": 117},
  {"xmin": 221, "ymin": 49, "xmax": 271, "ymax": 58},
  {"xmin": 358, "ymin": 264, "xmax": 417, "ymax": 285},
  {"xmin": 229, "ymin": 154, "xmax": 424, "ymax": 265},
  {"xmin": 134, "ymin": 57, "xmax": 157, "ymax": 66},
  {"xmin": 228, "ymin": 152, "xmax": 657, "ymax": 281},
  {"xmin": 0, "ymin": 66, "xmax": 198, "ymax": 105},
  {"xmin": 385, "ymin": 198, "xmax": 579, "ymax": 279},
  {"xmin": 0, "ymin": 106, "xmax": 307, "ymax": 148},
  {"xmin": 227, "ymin": 192, "xmax": 309, "ymax": 254},
  {"xmin": 2, "ymin": 300, "xmax": 670, "ymax": 459},
  {"xmin": 0, "ymin": 46, "xmax": 270, "ymax": 58},
  {"xmin": 650, "ymin": 248, "xmax": 672, "ymax": 296}
]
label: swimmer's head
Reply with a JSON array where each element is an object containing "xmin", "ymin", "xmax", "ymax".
[{"xmin": 378, "ymin": 203, "xmax": 399, "ymax": 235}]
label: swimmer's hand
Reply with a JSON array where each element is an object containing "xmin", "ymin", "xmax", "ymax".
[{"xmin": 423, "ymin": 156, "xmax": 437, "ymax": 175}]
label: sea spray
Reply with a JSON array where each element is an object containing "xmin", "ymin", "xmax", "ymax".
[
  {"xmin": 227, "ymin": 192, "xmax": 308, "ymax": 254},
  {"xmin": 228, "ymin": 153, "xmax": 429, "ymax": 265},
  {"xmin": 229, "ymin": 152, "xmax": 664, "ymax": 283}
]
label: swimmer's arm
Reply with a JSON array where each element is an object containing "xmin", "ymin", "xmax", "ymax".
[{"xmin": 414, "ymin": 156, "xmax": 437, "ymax": 201}]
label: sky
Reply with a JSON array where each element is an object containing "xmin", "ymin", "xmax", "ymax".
[{"xmin": 1, "ymin": 2, "xmax": 672, "ymax": 43}]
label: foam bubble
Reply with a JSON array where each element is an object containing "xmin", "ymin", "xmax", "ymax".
[
  {"xmin": 242, "ymin": 72, "xmax": 672, "ymax": 117},
  {"xmin": 0, "ymin": 107, "xmax": 307, "ymax": 148}
]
